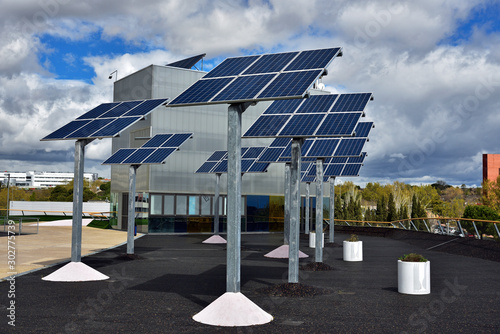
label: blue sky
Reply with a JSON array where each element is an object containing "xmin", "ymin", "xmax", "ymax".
[{"xmin": 1, "ymin": 0, "xmax": 500, "ymax": 187}]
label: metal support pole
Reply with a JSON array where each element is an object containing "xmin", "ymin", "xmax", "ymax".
[
  {"xmin": 423, "ymin": 219, "xmax": 430, "ymax": 232},
  {"xmin": 494, "ymin": 223, "xmax": 500, "ymax": 239},
  {"xmin": 457, "ymin": 220, "xmax": 464, "ymax": 236},
  {"xmin": 288, "ymin": 138, "xmax": 302, "ymax": 283},
  {"xmin": 315, "ymin": 159, "xmax": 324, "ymax": 262},
  {"xmin": 472, "ymin": 221, "xmax": 480, "ymax": 239},
  {"xmin": 438, "ymin": 221, "xmax": 445, "ymax": 234},
  {"xmin": 214, "ymin": 173, "xmax": 221, "ymax": 235},
  {"xmin": 127, "ymin": 165, "xmax": 139, "ymax": 255},
  {"xmin": 410, "ymin": 220, "xmax": 418, "ymax": 231},
  {"xmin": 304, "ymin": 182, "xmax": 311, "ymax": 234},
  {"xmin": 226, "ymin": 103, "xmax": 247, "ymax": 293},
  {"xmin": 284, "ymin": 164, "xmax": 291, "ymax": 244},
  {"xmin": 71, "ymin": 139, "xmax": 89, "ymax": 262},
  {"xmin": 6, "ymin": 174, "xmax": 10, "ymax": 222},
  {"xmin": 329, "ymin": 177, "xmax": 335, "ymax": 243}
]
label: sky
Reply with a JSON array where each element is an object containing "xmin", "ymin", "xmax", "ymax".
[{"xmin": 1, "ymin": 0, "xmax": 500, "ymax": 187}]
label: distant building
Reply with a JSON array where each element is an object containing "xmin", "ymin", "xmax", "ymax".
[
  {"xmin": 482, "ymin": 154, "xmax": 500, "ymax": 183},
  {"xmin": 0, "ymin": 171, "xmax": 98, "ymax": 188}
]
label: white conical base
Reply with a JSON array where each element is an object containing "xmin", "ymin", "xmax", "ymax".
[
  {"xmin": 42, "ymin": 261, "xmax": 109, "ymax": 282},
  {"xmin": 193, "ymin": 292, "xmax": 273, "ymax": 326},
  {"xmin": 264, "ymin": 245, "xmax": 309, "ymax": 258},
  {"xmin": 202, "ymin": 235, "xmax": 227, "ymax": 244}
]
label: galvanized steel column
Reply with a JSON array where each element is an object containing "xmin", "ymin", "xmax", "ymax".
[
  {"xmin": 305, "ymin": 182, "xmax": 310, "ymax": 234},
  {"xmin": 71, "ymin": 140, "xmax": 85, "ymax": 262},
  {"xmin": 214, "ymin": 173, "xmax": 221, "ymax": 235},
  {"xmin": 288, "ymin": 139, "xmax": 302, "ymax": 283},
  {"xmin": 329, "ymin": 177, "xmax": 335, "ymax": 243},
  {"xmin": 127, "ymin": 165, "xmax": 138, "ymax": 254},
  {"xmin": 284, "ymin": 163, "xmax": 291, "ymax": 244},
  {"xmin": 315, "ymin": 159, "xmax": 323, "ymax": 262},
  {"xmin": 227, "ymin": 104, "xmax": 243, "ymax": 293}
]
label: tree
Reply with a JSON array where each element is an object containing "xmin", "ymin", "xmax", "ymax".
[
  {"xmin": 387, "ymin": 193, "xmax": 397, "ymax": 222},
  {"xmin": 462, "ymin": 205, "xmax": 499, "ymax": 239},
  {"xmin": 376, "ymin": 196, "xmax": 387, "ymax": 221},
  {"xmin": 482, "ymin": 176, "xmax": 500, "ymax": 212}
]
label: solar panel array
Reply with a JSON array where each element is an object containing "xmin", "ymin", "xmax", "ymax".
[
  {"xmin": 102, "ymin": 133, "xmax": 192, "ymax": 165},
  {"xmin": 243, "ymin": 93, "xmax": 372, "ymax": 138},
  {"xmin": 300, "ymin": 152, "xmax": 367, "ymax": 182},
  {"xmin": 196, "ymin": 147, "xmax": 270, "ymax": 174},
  {"xmin": 42, "ymin": 98, "xmax": 168, "ymax": 141},
  {"xmin": 167, "ymin": 48, "xmax": 342, "ymax": 106},
  {"xmin": 256, "ymin": 122, "xmax": 373, "ymax": 163},
  {"xmin": 167, "ymin": 54, "xmax": 206, "ymax": 69}
]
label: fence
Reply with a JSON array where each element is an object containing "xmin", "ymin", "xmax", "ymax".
[{"xmin": 2, "ymin": 217, "xmax": 40, "ymax": 235}]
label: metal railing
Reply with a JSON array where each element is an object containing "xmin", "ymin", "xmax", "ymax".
[
  {"xmin": 0, "ymin": 208, "xmax": 116, "ymax": 219},
  {"xmin": 326, "ymin": 217, "xmax": 500, "ymax": 240},
  {"xmin": 2, "ymin": 217, "xmax": 40, "ymax": 235}
]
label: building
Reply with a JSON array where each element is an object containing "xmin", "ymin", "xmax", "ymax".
[
  {"xmin": 482, "ymin": 154, "xmax": 500, "ymax": 183},
  {"xmin": 110, "ymin": 62, "xmax": 326, "ymax": 234},
  {"xmin": 0, "ymin": 171, "xmax": 98, "ymax": 188}
]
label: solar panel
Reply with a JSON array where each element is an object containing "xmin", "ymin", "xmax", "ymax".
[
  {"xmin": 243, "ymin": 93, "xmax": 371, "ymax": 138},
  {"xmin": 196, "ymin": 147, "xmax": 269, "ymax": 174},
  {"xmin": 354, "ymin": 122, "xmax": 374, "ymax": 138},
  {"xmin": 168, "ymin": 48, "xmax": 342, "ymax": 106},
  {"xmin": 324, "ymin": 164, "xmax": 345, "ymax": 177},
  {"xmin": 348, "ymin": 152, "xmax": 367, "ymax": 164},
  {"xmin": 341, "ymin": 163, "xmax": 362, "ymax": 176},
  {"xmin": 256, "ymin": 147, "xmax": 286, "ymax": 163},
  {"xmin": 102, "ymin": 132, "xmax": 192, "ymax": 165},
  {"xmin": 334, "ymin": 138, "xmax": 366, "ymax": 157},
  {"xmin": 304, "ymin": 138, "xmax": 339, "ymax": 157},
  {"xmin": 42, "ymin": 98, "xmax": 168, "ymax": 141},
  {"xmin": 167, "ymin": 53, "xmax": 206, "ymax": 69}
]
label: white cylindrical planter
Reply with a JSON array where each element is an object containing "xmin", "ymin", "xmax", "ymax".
[
  {"xmin": 309, "ymin": 232, "xmax": 324, "ymax": 248},
  {"xmin": 398, "ymin": 260, "xmax": 431, "ymax": 295},
  {"xmin": 343, "ymin": 241, "xmax": 363, "ymax": 261}
]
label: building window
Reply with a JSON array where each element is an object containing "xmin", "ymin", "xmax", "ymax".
[
  {"xmin": 188, "ymin": 196, "xmax": 199, "ymax": 215},
  {"xmin": 150, "ymin": 194, "xmax": 162, "ymax": 215},
  {"xmin": 176, "ymin": 195, "xmax": 187, "ymax": 215},
  {"xmin": 201, "ymin": 195, "xmax": 211, "ymax": 215},
  {"xmin": 164, "ymin": 195, "xmax": 175, "ymax": 215}
]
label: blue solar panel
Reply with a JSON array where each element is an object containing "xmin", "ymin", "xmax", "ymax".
[
  {"xmin": 122, "ymin": 148, "xmax": 155, "ymax": 164},
  {"xmin": 161, "ymin": 133, "xmax": 192, "ymax": 147},
  {"xmin": 324, "ymin": 164, "xmax": 345, "ymax": 177},
  {"xmin": 42, "ymin": 120, "xmax": 91, "ymax": 140},
  {"xmin": 207, "ymin": 151, "xmax": 227, "ymax": 161},
  {"xmin": 102, "ymin": 149, "xmax": 136, "ymax": 164},
  {"xmin": 269, "ymin": 137, "xmax": 292, "ymax": 147},
  {"xmin": 334, "ymin": 138, "xmax": 366, "ymax": 156},
  {"xmin": 257, "ymin": 70, "xmax": 322, "ymax": 99},
  {"xmin": 263, "ymin": 98, "xmax": 303, "ymax": 115},
  {"xmin": 169, "ymin": 78, "xmax": 234, "ymax": 105},
  {"xmin": 241, "ymin": 159, "xmax": 254, "ymax": 172},
  {"xmin": 142, "ymin": 148, "xmax": 176, "ymax": 164},
  {"xmin": 212, "ymin": 160, "xmax": 228, "ymax": 173},
  {"xmin": 203, "ymin": 56, "xmax": 260, "ymax": 78},
  {"xmin": 65, "ymin": 118, "xmax": 115, "ymax": 139},
  {"xmin": 354, "ymin": 122, "xmax": 373, "ymax": 138},
  {"xmin": 242, "ymin": 52, "xmax": 299, "ymax": 74},
  {"xmin": 279, "ymin": 113, "xmax": 324, "ymax": 136},
  {"xmin": 248, "ymin": 161, "xmax": 270, "ymax": 172},
  {"xmin": 330, "ymin": 93, "xmax": 372, "ymax": 112},
  {"xmin": 167, "ymin": 54, "xmax": 206, "ymax": 69},
  {"xmin": 297, "ymin": 94, "xmax": 338, "ymax": 113},
  {"xmin": 100, "ymin": 100, "xmax": 143, "ymax": 118},
  {"xmin": 244, "ymin": 115, "xmax": 290, "ymax": 137},
  {"xmin": 341, "ymin": 164, "xmax": 362, "ymax": 176},
  {"xmin": 196, "ymin": 161, "xmax": 219, "ymax": 173},
  {"xmin": 302, "ymin": 175, "xmax": 316, "ymax": 183},
  {"xmin": 142, "ymin": 134, "xmax": 173, "ymax": 148},
  {"xmin": 257, "ymin": 147, "xmax": 286, "ymax": 162},
  {"xmin": 122, "ymin": 98, "xmax": 168, "ymax": 116},
  {"xmin": 306, "ymin": 138, "xmax": 339, "ymax": 157},
  {"xmin": 77, "ymin": 102, "xmax": 121, "ymax": 120},
  {"xmin": 212, "ymin": 74, "xmax": 276, "ymax": 102},
  {"xmin": 284, "ymin": 48, "xmax": 341, "ymax": 71},
  {"xmin": 314, "ymin": 112, "xmax": 360, "ymax": 136},
  {"xmin": 89, "ymin": 117, "xmax": 140, "ymax": 138},
  {"xmin": 242, "ymin": 147, "xmax": 265, "ymax": 159},
  {"xmin": 329, "ymin": 157, "xmax": 348, "ymax": 163}
]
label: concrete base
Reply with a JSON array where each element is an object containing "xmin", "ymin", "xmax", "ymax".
[
  {"xmin": 264, "ymin": 244, "xmax": 309, "ymax": 258},
  {"xmin": 42, "ymin": 261, "xmax": 109, "ymax": 282},
  {"xmin": 193, "ymin": 292, "xmax": 273, "ymax": 326},
  {"xmin": 202, "ymin": 235, "xmax": 227, "ymax": 244}
]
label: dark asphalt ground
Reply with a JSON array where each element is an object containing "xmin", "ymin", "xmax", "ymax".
[{"xmin": 1, "ymin": 230, "xmax": 499, "ymax": 333}]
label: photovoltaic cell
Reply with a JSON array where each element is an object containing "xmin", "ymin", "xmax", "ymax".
[
  {"xmin": 122, "ymin": 148, "xmax": 155, "ymax": 164},
  {"xmin": 196, "ymin": 146, "xmax": 268, "ymax": 173},
  {"xmin": 324, "ymin": 164, "xmax": 345, "ymax": 177},
  {"xmin": 99, "ymin": 100, "xmax": 143, "ymax": 118},
  {"xmin": 89, "ymin": 117, "xmax": 140, "ymax": 138},
  {"xmin": 212, "ymin": 74, "xmax": 276, "ymax": 102},
  {"xmin": 342, "ymin": 164, "xmax": 362, "ymax": 176},
  {"xmin": 42, "ymin": 120, "xmax": 91, "ymax": 140},
  {"xmin": 122, "ymin": 98, "xmax": 169, "ymax": 117},
  {"xmin": 203, "ymin": 56, "xmax": 260, "ymax": 78},
  {"xmin": 142, "ymin": 148, "xmax": 176, "ymax": 164},
  {"xmin": 142, "ymin": 134, "xmax": 173, "ymax": 148},
  {"xmin": 168, "ymin": 78, "xmax": 234, "ymax": 105},
  {"xmin": 279, "ymin": 113, "xmax": 324, "ymax": 136},
  {"xmin": 242, "ymin": 147, "xmax": 265, "ymax": 159},
  {"xmin": 77, "ymin": 102, "xmax": 120, "ymax": 120},
  {"xmin": 242, "ymin": 52, "xmax": 299, "ymax": 75},
  {"xmin": 263, "ymin": 98, "xmax": 303, "ymax": 114},
  {"xmin": 329, "ymin": 157, "xmax": 348, "ymax": 164},
  {"xmin": 241, "ymin": 159, "xmax": 254, "ymax": 172},
  {"xmin": 269, "ymin": 137, "xmax": 292, "ymax": 147},
  {"xmin": 65, "ymin": 118, "xmax": 115, "ymax": 139},
  {"xmin": 330, "ymin": 93, "xmax": 372, "ymax": 112},
  {"xmin": 334, "ymin": 138, "xmax": 366, "ymax": 156},
  {"xmin": 314, "ymin": 112, "xmax": 360, "ymax": 136},
  {"xmin": 306, "ymin": 138, "xmax": 339, "ymax": 157},
  {"xmin": 257, "ymin": 147, "xmax": 286, "ymax": 163},
  {"xmin": 161, "ymin": 133, "xmax": 192, "ymax": 147},
  {"xmin": 207, "ymin": 151, "xmax": 227, "ymax": 161},
  {"xmin": 212, "ymin": 160, "xmax": 228, "ymax": 173},
  {"xmin": 354, "ymin": 122, "xmax": 373, "ymax": 138},
  {"xmin": 296, "ymin": 94, "xmax": 338, "ymax": 113},
  {"xmin": 348, "ymin": 152, "xmax": 367, "ymax": 164},
  {"xmin": 248, "ymin": 161, "xmax": 270, "ymax": 172},
  {"xmin": 244, "ymin": 115, "xmax": 290, "ymax": 137},
  {"xmin": 196, "ymin": 161, "xmax": 219, "ymax": 173},
  {"xmin": 257, "ymin": 70, "xmax": 322, "ymax": 99},
  {"xmin": 284, "ymin": 47, "xmax": 341, "ymax": 71},
  {"xmin": 167, "ymin": 54, "xmax": 206, "ymax": 69},
  {"xmin": 102, "ymin": 149, "xmax": 136, "ymax": 165}
]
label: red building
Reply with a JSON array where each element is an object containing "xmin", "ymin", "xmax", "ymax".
[{"xmin": 483, "ymin": 154, "xmax": 500, "ymax": 183}]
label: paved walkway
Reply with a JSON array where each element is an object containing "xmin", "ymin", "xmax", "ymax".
[{"xmin": 0, "ymin": 219, "xmax": 129, "ymax": 280}]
